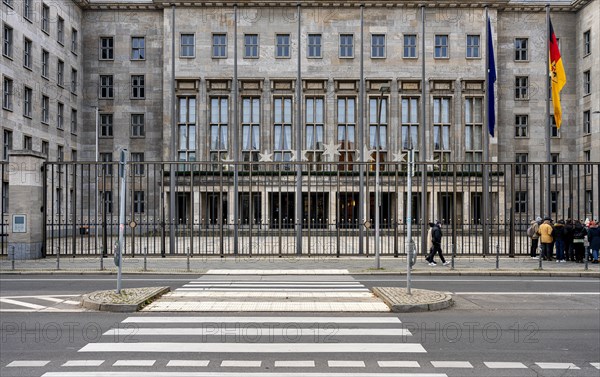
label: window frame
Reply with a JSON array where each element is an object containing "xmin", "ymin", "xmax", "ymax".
[
  {"xmin": 71, "ymin": 68, "xmax": 77, "ymax": 94},
  {"xmin": 131, "ymin": 75, "xmax": 145, "ymax": 99},
  {"xmin": 41, "ymin": 3, "xmax": 50, "ymax": 34},
  {"xmin": 339, "ymin": 34, "xmax": 354, "ymax": 59},
  {"xmin": 180, "ymin": 33, "xmax": 195, "ymax": 58},
  {"xmin": 371, "ymin": 34, "xmax": 386, "ymax": 59},
  {"xmin": 583, "ymin": 30, "xmax": 591, "ymax": 57},
  {"xmin": 212, "ymin": 33, "xmax": 227, "ymax": 58},
  {"xmin": 131, "ymin": 113, "xmax": 145, "ymax": 138},
  {"xmin": 99, "ymin": 113, "xmax": 113, "ymax": 138},
  {"xmin": 57, "ymin": 16, "xmax": 64, "ymax": 45},
  {"xmin": 466, "ymin": 34, "xmax": 480, "ymax": 59},
  {"xmin": 57, "ymin": 102, "xmax": 64, "ymax": 129},
  {"xmin": 41, "ymin": 49, "xmax": 49, "ymax": 78},
  {"xmin": 2, "ymin": 76, "xmax": 13, "ymax": 111},
  {"xmin": 41, "ymin": 95, "xmax": 49, "ymax": 124},
  {"xmin": 434, "ymin": 34, "xmax": 449, "ymax": 59},
  {"xmin": 23, "ymin": 86, "xmax": 32, "ymax": 118},
  {"xmin": 307, "ymin": 33, "xmax": 322, "ymax": 58},
  {"xmin": 70, "ymin": 108, "xmax": 77, "ymax": 134},
  {"xmin": 57, "ymin": 59, "xmax": 64, "ymax": 87},
  {"xmin": 515, "ymin": 76, "xmax": 529, "ymax": 100},
  {"xmin": 23, "ymin": 0, "xmax": 32, "ymax": 21},
  {"xmin": 244, "ymin": 34, "xmax": 259, "ymax": 59},
  {"xmin": 403, "ymin": 34, "xmax": 417, "ymax": 58},
  {"xmin": 3, "ymin": 23, "xmax": 13, "ymax": 59},
  {"xmin": 514, "ymin": 38, "xmax": 528, "ymax": 61},
  {"xmin": 99, "ymin": 75, "xmax": 114, "ymax": 99},
  {"xmin": 99, "ymin": 36, "xmax": 114, "ymax": 60},
  {"xmin": 131, "ymin": 36, "xmax": 145, "ymax": 60},
  {"xmin": 23, "ymin": 37, "xmax": 32, "ymax": 70},
  {"xmin": 515, "ymin": 114, "xmax": 528, "ymax": 138},
  {"xmin": 583, "ymin": 110, "xmax": 591, "ymax": 134},
  {"xmin": 71, "ymin": 28, "xmax": 78, "ymax": 54},
  {"xmin": 275, "ymin": 33, "xmax": 291, "ymax": 59},
  {"xmin": 583, "ymin": 70, "xmax": 591, "ymax": 95}
]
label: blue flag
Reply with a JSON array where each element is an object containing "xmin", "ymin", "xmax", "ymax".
[{"xmin": 487, "ymin": 16, "xmax": 496, "ymax": 137}]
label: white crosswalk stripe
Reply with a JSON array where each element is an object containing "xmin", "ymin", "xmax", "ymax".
[
  {"xmin": 0, "ymin": 295, "xmax": 84, "ymax": 312},
  {"xmin": 143, "ymin": 275, "xmax": 388, "ymax": 312}
]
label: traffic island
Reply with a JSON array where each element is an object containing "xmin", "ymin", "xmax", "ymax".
[
  {"xmin": 372, "ymin": 287, "xmax": 453, "ymax": 312},
  {"xmin": 81, "ymin": 286, "xmax": 170, "ymax": 312}
]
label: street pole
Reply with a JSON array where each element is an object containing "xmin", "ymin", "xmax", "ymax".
[
  {"xmin": 375, "ymin": 86, "xmax": 389, "ymax": 269},
  {"xmin": 94, "ymin": 106, "xmax": 100, "ymax": 257},
  {"xmin": 406, "ymin": 148, "xmax": 414, "ymax": 294},
  {"xmin": 116, "ymin": 149, "xmax": 128, "ymax": 294}
]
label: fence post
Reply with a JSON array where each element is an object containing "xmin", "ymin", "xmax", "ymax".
[
  {"xmin": 10, "ymin": 245, "xmax": 15, "ymax": 271},
  {"xmin": 144, "ymin": 246, "xmax": 147, "ymax": 272},
  {"xmin": 56, "ymin": 247, "xmax": 60, "ymax": 270},
  {"xmin": 100, "ymin": 252, "xmax": 104, "ymax": 271},
  {"xmin": 584, "ymin": 237, "xmax": 589, "ymax": 271},
  {"xmin": 495, "ymin": 242, "xmax": 500, "ymax": 270},
  {"xmin": 186, "ymin": 246, "xmax": 190, "ymax": 272},
  {"xmin": 450, "ymin": 243, "xmax": 455, "ymax": 270}
]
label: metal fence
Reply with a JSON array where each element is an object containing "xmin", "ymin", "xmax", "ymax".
[
  {"xmin": 35, "ymin": 161, "xmax": 600, "ymax": 257},
  {"xmin": 1, "ymin": 162, "xmax": 7, "ymax": 256}
]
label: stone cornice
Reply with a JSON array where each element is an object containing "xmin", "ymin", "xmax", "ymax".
[{"xmin": 82, "ymin": 0, "xmax": 592, "ymax": 11}]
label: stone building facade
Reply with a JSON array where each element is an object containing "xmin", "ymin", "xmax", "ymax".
[{"xmin": 1, "ymin": 0, "xmax": 599, "ymax": 228}]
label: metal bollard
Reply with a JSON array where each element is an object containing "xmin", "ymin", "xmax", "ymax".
[
  {"xmin": 100, "ymin": 249, "xmax": 104, "ymax": 271},
  {"xmin": 10, "ymin": 246, "xmax": 15, "ymax": 271},
  {"xmin": 56, "ymin": 247, "xmax": 60, "ymax": 270},
  {"xmin": 186, "ymin": 246, "xmax": 190, "ymax": 272},
  {"xmin": 495, "ymin": 242, "xmax": 500, "ymax": 270},
  {"xmin": 538, "ymin": 245, "xmax": 543, "ymax": 270},
  {"xmin": 584, "ymin": 237, "xmax": 589, "ymax": 271},
  {"xmin": 450, "ymin": 243, "xmax": 455, "ymax": 270},
  {"xmin": 143, "ymin": 247, "xmax": 147, "ymax": 272}
]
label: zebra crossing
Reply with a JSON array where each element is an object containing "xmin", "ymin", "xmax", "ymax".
[
  {"xmin": 0, "ymin": 294, "xmax": 84, "ymax": 312},
  {"xmin": 142, "ymin": 273, "xmax": 389, "ymax": 312}
]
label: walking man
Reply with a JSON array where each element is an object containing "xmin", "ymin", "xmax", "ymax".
[
  {"xmin": 426, "ymin": 221, "xmax": 449, "ymax": 266},
  {"xmin": 528, "ymin": 217, "xmax": 542, "ymax": 259}
]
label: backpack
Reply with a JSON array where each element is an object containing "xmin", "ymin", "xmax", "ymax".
[{"xmin": 527, "ymin": 225, "xmax": 535, "ymax": 238}]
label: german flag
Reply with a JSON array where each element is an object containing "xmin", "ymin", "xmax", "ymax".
[{"xmin": 549, "ymin": 19, "xmax": 566, "ymax": 129}]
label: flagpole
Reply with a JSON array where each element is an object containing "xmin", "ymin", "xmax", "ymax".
[
  {"xmin": 420, "ymin": 5, "xmax": 428, "ymax": 257},
  {"xmin": 483, "ymin": 7, "xmax": 490, "ymax": 257},
  {"xmin": 545, "ymin": 4, "xmax": 551, "ymax": 218}
]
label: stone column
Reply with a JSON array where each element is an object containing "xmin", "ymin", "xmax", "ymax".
[{"xmin": 7, "ymin": 150, "xmax": 46, "ymax": 260}]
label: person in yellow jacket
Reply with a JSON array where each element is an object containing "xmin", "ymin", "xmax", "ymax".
[{"xmin": 538, "ymin": 217, "xmax": 554, "ymax": 261}]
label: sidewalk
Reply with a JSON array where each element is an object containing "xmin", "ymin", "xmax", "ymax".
[{"xmin": 1, "ymin": 255, "xmax": 599, "ymax": 277}]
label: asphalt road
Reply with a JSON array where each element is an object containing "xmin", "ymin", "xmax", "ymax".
[{"xmin": 0, "ymin": 274, "xmax": 598, "ymax": 377}]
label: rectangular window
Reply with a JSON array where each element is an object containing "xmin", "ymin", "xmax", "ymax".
[
  {"xmin": 551, "ymin": 116, "xmax": 559, "ymax": 138},
  {"xmin": 133, "ymin": 191, "xmax": 145, "ymax": 213},
  {"xmin": 71, "ymin": 149, "xmax": 77, "ymax": 162},
  {"xmin": 1, "ymin": 182, "xmax": 7, "ymax": 213},
  {"xmin": 583, "ymin": 30, "xmax": 591, "ymax": 56},
  {"xmin": 551, "ymin": 191, "xmax": 559, "ymax": 214},
  {"xmin": 464, "ymin": 97, "xmax": 482, "ymax": 163},
  {"xmin": 23, "ymin": 38, "xmax": 32, "ymax": 69},
  {"xmin": 276, "ymin": 34, "xmax": 290, "ymax": 58},
  {"xmin": 515, "ymin": 76, "xmax": 528, "ymax": 99},
  {"xmin": 57, "ymin": 59, "xmax": 64, "ymax": 87},
  {"xmin": 3, "ymin": 77, "xmax": 13, "ymax": 110},
  {"xmin": 551, "ymin": 153, "xmax": 559, "ymax": 176},
  {"xmin": 23, "ymin": 135, "xmax": 32, "ymax": 150},
  {"xmin": 70, "ymin": 108, "xmax": 77, "ymax": 134},
  {"xmin": 131, "ymin": 75, "xmax": 145, "ymax": 99},
  {"xmin": 308, "ymin": 34, "xmax": 321, "ymax": 58},
  {"xmin": 131, "ymin": 37, "xmax": 145, "ymax": 60},
  {"xmin": 71, "ymin": 29, "xmax": 78, "ymax": 53},
  {"xmin": 433, "ymin": 97, "xmax": 451, "ymax": 164},
  {"xmin": 131, "ymin": 153, "xmax": 144, "ymax": 175},
  {"xmin": 516, "ymin": 153, "xmax": 528, "ymax": 176},
  {"xmin": 57, "ymin": 17, "xmax": 64, "ymax": 45},
  {"xmin": 3, "ymin": 130, "xmax": 12, "ymax": 160},
  {"xmin": 241, "ymin": 97, "xmax": 260, "ymax": 163},
  {"xmin": 178, "ymin": 97, "xmax": 196, "ymax": 163},
  {"xmin": 57, "ymin": 145, "xmax": 63, "ymax": 162},
  {"xmin": 71, "ymin": 68, "xmax": 77, "ymax": 94},
  {"xmin": 23, "ymin": 86, "xmax": 32, "ymax": 118},
  {"xmin": 212, "ymin": 34, "xmax": 227, "ymax": 58},
  {"xmin": 515, "ymin": 114, "xmax": 528, "ymax": 137},
  {"xmin": 368, "ymin": 96, "xmax": 388, "ymax": 166},
  {"xmin": 401, "ymin": 97, "xmax": 419, "ymax": 152},
  {"xmin": 403, "ymin": 34, "xmax": 417, "ymax": 58},
  {"xmin": 339, "ymin": 34, "xmax": 354, "ymax": 58},
  {"xmin": 3, "ymin": 24, "xmax": 12, "ymax": 58},
  {"xmin": 434, "ymin": 35, "xmax": 448, "ymax": 58},
  {"xmin": 584, "ymin": 70, "xmax": 591, "ymax": 95},
  {"xmin": 42, "ymin": 50, "xmax": 49, "ymax": 78},
  {"xmin": 273, "ymin": 97, "xmax": 292, "ymax": 162},
  {"xmin": 99, "ymin": 75, "xmax": 113, "ymax": 99},
  {"xmin": 210, "ymin": 97, "xmax": 229, "ymax": 162},
  {"xmin": 42, "ymin": 140, "xmax": 49, "ymax": 156},
  {"xmin": 371, "ymin": 34, "xmax": 385, "ymax": 58},
  {"xmin": 100, "ymin": 153, "xmax": 112, "ymax": 176},
  {"xmin": 584, "ymin": 150, "xmax": 591, "ymax": 175},
  {"xmin": 131, "ymin": 113, "xmax": 145, "ymax": 137},
  {"xmin": 180, "ymin": 34, "xmax": 195, "ymax": 57},
  {"xmin": 305, "ymin": 97, "xmax": 324, "ymax": 164},
  {"xmin": 100, "ymin": 37, "xmax": 114, "ymax": 60},
  {"xmin": 23, "ymin": 0, "xmax": 31, "ymax": 20},
  {"xmin": 515, "ymin": 191, "xmax": 528, "ymax": 213},
  {"xmin": 42, "ymin": 95, "xmax": 49, "ymax": 123},
  {"xmin": 100, "ymin": 113, "xmax": 113, "ymax": 137},
  {"xmin": 584, "ymin": 110, "xmax": 591, "ymax": 134},
  {"xmin": 101, "ymin": 191, "xmax": 113, "ymax": 214},
  {"xmin": 466, "ymin": 35, "xmax": 480, "ymax": 58},
  {"xmin": 337, "ymin": 97, "xmax": 356, "ymax": 168},
  {"xmin": 515, "ymin": 38, "xmax": 528, "ymax": 61},
  {"xmin": 42, "ymin": 4, "xmax": 50, "ymax": 33},
  {"xmin": 586, "ymin": 190, "xmax": 593, "ymax": 213},
  {"xmin": 57, "ymin": 102, "xmax": 63, "ymax": 129},
  {"xmin": 244, "ymin": 34, "xmax": 258, "ymax": 58}
]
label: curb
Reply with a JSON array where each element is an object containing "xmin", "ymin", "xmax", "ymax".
[
  {"xmin": 80, "ymin": 286, "xmax": 170, "ymax": 312},
  {"xmin": 372, "ymin": 287, "xmax": 453, "ymax": 312}
]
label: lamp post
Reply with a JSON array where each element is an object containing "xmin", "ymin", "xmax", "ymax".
[
  {"xmin": 90, "ymin": 106, "xmax": 104, "ymax": 257},
  {"xmin": 375, "ymin": 86, "xmax": 390, "ymax": 269}
]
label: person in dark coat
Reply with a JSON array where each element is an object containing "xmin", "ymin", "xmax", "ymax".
[
  {"xmin": 426, "ymin": 221, "xmax": 449, "ymax": 266},
  {"xmin": 564, "ymin": 219, "xmax": 574, "ymax": 261},
  {"xmin": 571, "ymin": 220, "xmax": 587, "ymax": 263},
  {"xmin": 553, "ymin": 220, "xmax": 566, "ymax": 262},
  {"xmin": 587, "ymin": 221, "xmax": 600, "ymax": 264}
]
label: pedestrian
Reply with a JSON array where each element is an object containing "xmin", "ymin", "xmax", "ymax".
[
  {"xmin": 587, "ymin": 220, "xmax": 600, "ymax": 264},
  {"xmin": 538, "ymin": 217, "xmax": 554, "ymax": 261},
  {"xmin": 427, "ymin": 222, "xmax": 434, "ymax": 255},
  {"xmin": 426, "ymin": 220, "xmax": 449, "ymax": 266},
  {"xmin": 572, "ymin": 220, "xmax": 587, "ymax": 263},
  {"xmin": 553, "ymin": 219, "xmax": 566, "ymax": 262},
  {"xmin": 564, "ymin": 219, "xmax": 574, "ymax": 261},
  {"xmin": 528, "ymin": 217, "xmax": 542, "ymax": 259}
]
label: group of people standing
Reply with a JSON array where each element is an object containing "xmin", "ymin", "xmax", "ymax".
[{"xmin": 528, "ymin": 217, "xmax": 600, "ymax": 263}]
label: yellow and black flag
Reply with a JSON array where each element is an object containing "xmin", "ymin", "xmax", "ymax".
[{"xmin": 549, "ymin": 19, "xmax": 566, "ymax": 129}]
